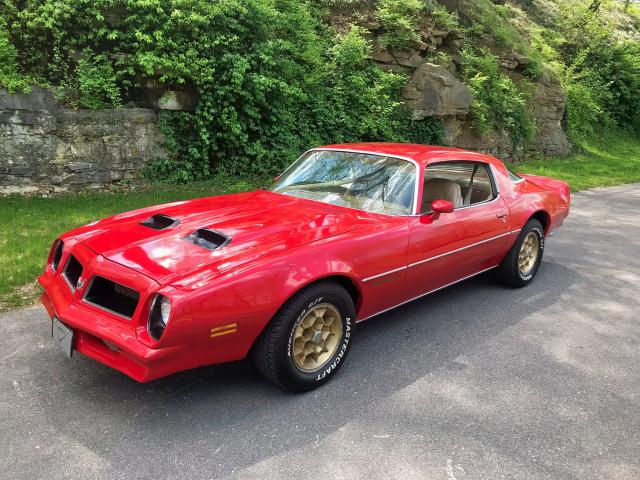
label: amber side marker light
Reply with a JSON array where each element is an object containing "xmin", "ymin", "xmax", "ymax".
[{"xmin": 210, "ymin": 323, "xmax": 238, "ymax": 338}]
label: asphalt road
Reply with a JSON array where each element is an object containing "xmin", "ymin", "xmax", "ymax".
[{"xmin": 2, "ymin": 184, "xmax": 640, "ymax": 480}]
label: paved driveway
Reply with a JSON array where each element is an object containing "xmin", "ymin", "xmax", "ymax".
[{"xmin": 1, "ymin": 184, "xmax": 639, "ymax": 480}]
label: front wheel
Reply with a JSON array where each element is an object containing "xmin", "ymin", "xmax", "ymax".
[
  {"xmin": 496, "ymin": 219, "xmax": 545, "ymax": 288},
  {"xmin": 252, "ymin": 282, "xmax": 355, "ymax": 392}
]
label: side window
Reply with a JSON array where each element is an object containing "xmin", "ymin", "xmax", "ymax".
[{"xmin": 421, "ymin": 162, "xmax": 496, "ymax": 213}]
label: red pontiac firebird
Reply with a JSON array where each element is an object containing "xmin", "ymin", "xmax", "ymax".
[{"xmin": 39, "ymin": 143, "xmax": 570, "ymax": 391}]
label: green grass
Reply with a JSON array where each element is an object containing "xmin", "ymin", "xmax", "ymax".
[
  {"xmin": 1, "ymin": 131, "xmax": 639, "ymax": 312},
  {"xmin": 510, "ymin": 131, "xmax": 640, "ymax": 191},
  {"xmin": 0, "ymin": 176, "xmax": 265, "ymax": 312}
]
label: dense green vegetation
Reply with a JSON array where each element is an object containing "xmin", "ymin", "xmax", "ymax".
[
  {"xmin": 1, "ymin": 0, "xmax": 445, "ymax": 180},
  {"xmin": 458, "ymin": 47, "xmax": 535, "ymax": 148},
  {"xmin": 1, "ymin": 0, "xmax": 639, "ymax": 178},
  {"xmin": 515, "ymin": 1, "xmax": 640, "ymax": 140}
]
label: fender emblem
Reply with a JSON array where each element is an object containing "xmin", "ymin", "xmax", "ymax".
[{"xmin": 210, "ymin": 323, "xmax": 238, "ymax": 338}]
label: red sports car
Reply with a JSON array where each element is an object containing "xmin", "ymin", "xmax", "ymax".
[{"xmin": 39, "ymin": 143, "xmax": 570, "ymax": 391}]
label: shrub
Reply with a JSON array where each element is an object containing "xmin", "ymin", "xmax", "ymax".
[
  {"xmin": 574, "ymin": 41, "xmax": 640, "ymax": 131},
  {"xmin": 4, "ymin": 0, "xmax": 638, "ymax": 178},
  {"xmin": 376, "ymin": 0, "xmax": 423, "ymax": 50},
  {"xmin": 310, "ymin": 27, "xmax": 405, "ymax": 142},
  {"xmin": 0, "ymin": 16, "xmax": 31, "ymax": 92},
  {"xmin": 62, "ymin": 50, "xmax": 122, "ymax": 109},
  {"xmin": 462, "ymin": 0, "xmax": 545, "ymax": 79},
  {"xmin": 543, "ymin": 4, "xmax": 640, "ymax": 139},
  {"xmin": 563, "ymin": 76, "xmax": 609, "ymax": 141},
  {"xmin": 396, "ymin": 114, "xmax": 446, "ymax": 146},
  {"xmin": 463, "ymin": 0, "xmax": 520, "ymax": 48},
  {"xmin": 423, "ymin": 0, "xmax": 460, "ymax": 31},
  {"xmin": 460, "ymin": 48, "xmax": 535, "ymax": 149}
]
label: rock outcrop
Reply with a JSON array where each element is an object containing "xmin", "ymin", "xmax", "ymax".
[
  {"xmin": 403, "ymin": 63, "xmax": 473, "ymax": 118},
  {"xmin": 530, "ymin": 72, "xmax": 572, "ymax": 156},
  {"xmin": 371, "ymin": 41, "xmax": 571, "ymax": 159},
  {"xmin": 0, "ymin": 87, "xmax": 165, "ymax": 193}
]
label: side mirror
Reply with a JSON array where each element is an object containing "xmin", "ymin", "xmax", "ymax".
[
  {"xmin": 419, "ymin": 199, "xmax": 454, "ymax": 224},
  {"xmin": 431, "ymin": 199, "xmax": 454, "ymax": 214}
]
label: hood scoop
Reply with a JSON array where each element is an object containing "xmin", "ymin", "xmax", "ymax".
[
  {"xmin": 183, "ymin": 228, "xmax": 230, "ymax": 251},
  {"xmin": 140, "ymin": 214, "xmax": 180, "ymax": 230}
]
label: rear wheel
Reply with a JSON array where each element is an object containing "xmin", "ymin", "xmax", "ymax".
[
  {"xmin": 496, "ymin": 219, "xmax": 545, "ymax": 288},
  {"xmin": 252, "ymin": 282, "xmax": 355, "ymax": 392}
]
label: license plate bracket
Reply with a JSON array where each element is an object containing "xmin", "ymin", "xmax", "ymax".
[{"xmin": 52, "ymin": 317, "xmax": 74, "ymax": 358}]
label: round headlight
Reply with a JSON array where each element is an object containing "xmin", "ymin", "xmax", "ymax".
[
  {"xmin": 160, "ymin": 296, "xmax": 171, "ymax": 326},
  {"xmin": 148, "ymin": 294, "xmax": 171, "ymax": 340}
]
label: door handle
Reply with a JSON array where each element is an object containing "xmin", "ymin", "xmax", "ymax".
[{"xmin": 496, "ymin": 212, "xmax": 507, "ymax": 219}]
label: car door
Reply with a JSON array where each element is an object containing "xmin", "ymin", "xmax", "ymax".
[{"xmin": 401, "ymin": 160, "xmax": 510, "ymax": 302}]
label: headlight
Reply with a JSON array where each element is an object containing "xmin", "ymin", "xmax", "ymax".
[
  {"xmin": 148, "ymin": 294, "xmax": 171, "ymax": 340},
  {"xmin": 160, "ymin": 296, "xmax": 171, "ymax": 324}
]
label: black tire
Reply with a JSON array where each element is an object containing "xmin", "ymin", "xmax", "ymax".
[
  {"xmin": 252, "ymin": 282, "xmax": 356, "ymax": 392},
  {"xmin": 496, "ymin": 219, "xmax": 545, "ymax": 288}
]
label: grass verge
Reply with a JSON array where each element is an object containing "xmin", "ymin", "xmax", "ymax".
[
  {"xmin": 510, "ymin": 131, "xmax": 640, "ymax": 191},
  {"xmin": 0, "ymin": 176, "xmax": 264, "ymax": 312}
]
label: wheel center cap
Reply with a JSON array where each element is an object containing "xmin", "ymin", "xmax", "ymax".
[{"xmin": 311, "ymin": 330, "xmax": 323, "ymax": 344}]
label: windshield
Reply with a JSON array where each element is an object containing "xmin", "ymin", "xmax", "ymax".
[{"xmin": 269, "ymin": 150, "xmax": 417, "ymax": 216}]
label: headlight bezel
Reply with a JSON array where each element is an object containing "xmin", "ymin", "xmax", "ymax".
[{"xmin": 147, "ymin": 294, "xmax": 171, "ymax": 341}]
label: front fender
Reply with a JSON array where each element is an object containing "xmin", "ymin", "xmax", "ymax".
[
  {"xmin": 181, "ymin": 221, "xmax": 408, "ymax": 368},
  {"xmin": 184, "ymin": 251, "xmax": 359, "ymax": 367}
]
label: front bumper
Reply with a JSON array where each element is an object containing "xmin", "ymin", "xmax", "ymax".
[{"xmin": 38, "ymin": 244, "xmax": 198, "ymax": 382}]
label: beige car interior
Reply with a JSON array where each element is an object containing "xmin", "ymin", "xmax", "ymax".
[
  {"xmin": 421, "ymin": 163, "xmax": 494, "ymax": 213},
  {"xmin": 421, "ymin": 178, "xmax": 462, "ymax": 212}
]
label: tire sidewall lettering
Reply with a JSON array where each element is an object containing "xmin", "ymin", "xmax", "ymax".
[{"xmin": 316, "ymin": 318, "xmax": 351, "ymax": 381}]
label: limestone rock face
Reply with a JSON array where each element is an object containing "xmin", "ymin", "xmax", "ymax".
[
  {"xmin": 393, "ymin": 55, "xmax": 570, "ymax": 159},
  {"xmin": 403, "ymin": 63, "xmax": 473, "ymax": 119},
  {"xmin": 157, "ymin": 90, "xmax": 199, "ymax": 111},
  {"xmin": 530, "ymin": 72, "xmax": 571, "ymax": 156},
  {"xmin": 438, "ymin": 72, "xmax": 571, "ymax": 159},
  {"xmin": 0, "ymin": 88, "xmax": 165, "ymax": 193},
  {"xmin": 500, "ymin": 52, "xmax": 532, "ymax": 71},
  {"xmin": 440, "ymin": 117, "xmax": 513, "ymax": 158},
  {"xmin": 0, "ymin": 86, "xmax": 58, "ymax": 111}
]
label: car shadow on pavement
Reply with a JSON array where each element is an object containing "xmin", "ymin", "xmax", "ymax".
[{"xmin": 25, "ymin": 259, "xmax": 577, "ymax": 478}]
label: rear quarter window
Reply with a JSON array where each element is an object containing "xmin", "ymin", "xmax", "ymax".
[{"xmin": 507, "ymin": 169, "xmax": 524, "ymax": 183}]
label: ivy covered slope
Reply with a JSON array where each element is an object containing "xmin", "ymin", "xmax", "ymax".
[
  {"xmin": 0, "ymin": 0, "xmax": 445, "ymax": 181},
  {"xmin": 1, "ymin": 0, "xmax": 640, "ymax": 181}
]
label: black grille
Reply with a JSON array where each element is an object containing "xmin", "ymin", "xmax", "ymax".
[
  {"xmin": 183, "ymin": 229, "xmax": 230, "ymax": 251},
  {"xmin": 63, "ymin": 255, "xmax": 83, "ymax": 291},
  {"xmin": 84, "ymin": 276, "xmax": 139, "ymax": 319},
  {"xmin": 140, "ymin": 214, "xmax": 179, "ymax": 230}
]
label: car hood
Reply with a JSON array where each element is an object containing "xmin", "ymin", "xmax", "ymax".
[{"xmin": 76, "ymin": 190, "xmax": 380, "ymax": 285}]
